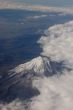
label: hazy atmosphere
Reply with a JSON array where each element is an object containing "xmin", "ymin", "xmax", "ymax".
[{"xmin": 1, "ymin": 0, "xmax": 73, "ymax": 7}]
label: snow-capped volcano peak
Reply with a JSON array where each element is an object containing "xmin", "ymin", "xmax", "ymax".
[
  {"xmin": 11, "ymin": 55, "xmax": 71, "ymax": 78},
  {"xmin": 13, "ymin": 56, "xmax": 44, "ymax": 74},
  {"xmin": 12, "ymin": 56, "xmax": 53, "ymax": 76}
]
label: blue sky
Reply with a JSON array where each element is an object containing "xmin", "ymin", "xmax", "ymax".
[{"xmin": 1, "ymin": 0, "xmax": 73, "ymax": 7}]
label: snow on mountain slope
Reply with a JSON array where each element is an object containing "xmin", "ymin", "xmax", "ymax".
[
  {"xmin": 12, "ymin": 55, "xmax": 64, "ymax": 77},
  {"xmin": 1, "ymin": 21, "xmax": 73, "ymax": 110}
]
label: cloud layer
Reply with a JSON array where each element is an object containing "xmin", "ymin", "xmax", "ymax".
[
  {"xmin": 1, "ymin": 0, "xmax": 73, "ymax": 7},
  {"xmin": 0, "ymin": 1, "xmax": 73, "ymax": 14}
]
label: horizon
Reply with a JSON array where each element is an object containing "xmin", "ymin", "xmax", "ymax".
[{"xmin": 0, "ymin": 0, "xmax": 73, "ymax": 7}]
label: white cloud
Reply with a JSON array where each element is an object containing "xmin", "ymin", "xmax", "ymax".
[
  {"xmin": 26, "ymin": 15, "xmax": 48, "ymax": 20},
  {"xmin": 38, "ymin": 21, "xmax": 73, "ymax": 62}
]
